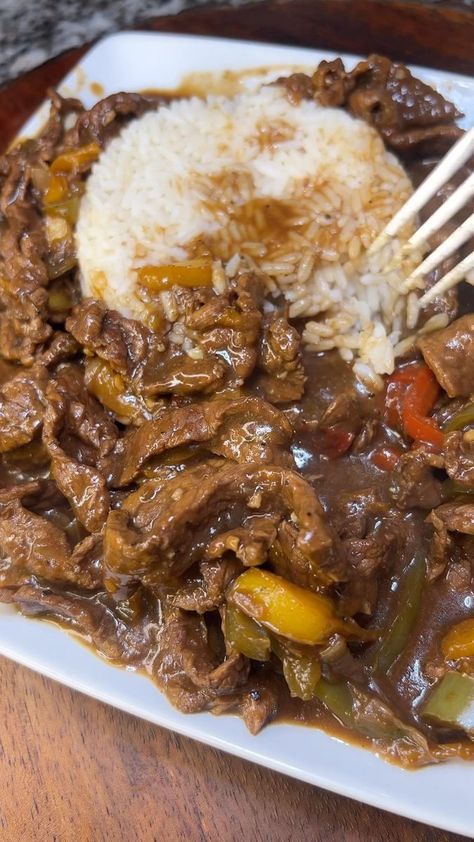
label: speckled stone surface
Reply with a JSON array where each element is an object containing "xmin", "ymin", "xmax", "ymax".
[
  {"xmin": 2, "ymin": 0, "xmax": 473, "ymax": 86},
  {"xmin": 0, "ymin": 0, "xmax": 254, "ymax": 84}
]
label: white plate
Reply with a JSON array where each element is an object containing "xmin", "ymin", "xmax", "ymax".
[{"xmin": 5, "ymin": 32, "xmax": 474, "ymax": 837}]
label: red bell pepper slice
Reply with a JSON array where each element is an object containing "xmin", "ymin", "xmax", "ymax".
[
  {"xmin": 385, "ymin": 363, "xmax": 444, "ymax": 449},
  {"xmin": 371, "ymin": 446, "xmax": 403, "ymax": 471}
]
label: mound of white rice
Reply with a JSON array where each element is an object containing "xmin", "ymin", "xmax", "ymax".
[{"xmin": 76, "ymin": 84, "xmax": 426, "ymax": 384}]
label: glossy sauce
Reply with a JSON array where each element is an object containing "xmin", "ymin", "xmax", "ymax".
[
  {"xmin": 141, "ymin": 65, "xmax": 311, "ymax": 100},
  {"xmin": 270, "ymin": 353, "xmax": 474, "ymax": 762},
  {"xmin": 6, "ymin": 349, "xmax": 471, "ymax": 766},
  {"xmin": 2, "ymin": 69, "xmax": 473, "ymax": 767}
]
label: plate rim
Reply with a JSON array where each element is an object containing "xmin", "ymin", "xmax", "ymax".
[{"xmin": 5, "ymin": 30, "xmax": 474, "ymax": 838}]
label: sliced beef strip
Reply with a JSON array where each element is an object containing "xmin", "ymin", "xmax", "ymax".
[
  {"xmin": 332, "ymin": 488, "xmax": 389, "ymax": 540},
  {"xmin": 69, "ymin": 533, "xmax": 104, "ymax": 588},
  {"xmin": 0, "ymin": 440, "xmax": 51, "ymax": 486},
  {"xmin": 152, "ymin": 605, "xmax": 250, "ymax": 714},
  {"xmin": 204, "ymin": 514, "xmax": 280, "ymax": 568},
  {"xmin": 66, "ymin": 298, "xmax": 157, "ymax": 379},
  {"xmin": 311, "ymin": 55, "xmax": 462, "ymax": 155},
  {"xmin": 276, "ymin": 72, "xmax": 316, "ymax": 105},
  {"xmin": 43, "ymin": 365, "xmax": 117, "ymax": 532},
  {"xmin": 68, "ymin": 273, "xmax": 264, "ymax": 397},
  {"xmin": 311, "ymin": 58, "xmax": 354, "ymax": 107},
  {"xmin": 287, "ymin": 500, "xmax": 395, "ymax": 589},
  {"xmin": 445, "ymin": 548, "xmax": 474, "ymax": 596},
  {"xmin": 17, "ymin": 477, "xmax": 80, "ymax": 525},
  {"xmin": 373, "ymin": 53, "xmax": 462, "ymax": 130},
  {"xmin": 66, "ymin": 298, "xmax": 225, "ymax": 397},
  {"xmin": 22, "ymin": 582, "xmax": 266, "ymax": 732},
  {"xmin": 0, "ymin": 484, "xmax": 102, "ymax": 589},
  {"xmin": 338, "ymin": 577, "xmax": 379, "ymax": 618},
  {"xmin": 47, "ymin": 449, "xmax": 108, "ymax": 534},
  {"xmin": 418, "ymin": 314, "xmax": 474, "ymax": 399},
  {"xmin": 427, "ymin": 508, "xmax": 454, "ymax": 582},
  {"xmin": 11, "ymin": 583, "xmax": 156, "ymax": 662},
  {"xmin": 351, "ymin": 419, "xmax": 380, "ymax": 454},
  {"xmin": 327, "ymin": 55, "xmax": 462, "ymax": 156},
  {"xmin": 425, "ymin": 518, "xmax": 472, "ymax": 588},
  {"xmin": 0, "ymin": 286, "xmax": 51, "ymax": 365},
  {"xmin": 173, "ymin": 558, "xmax": 243, "ymax": 614},
  {"xmin": 391, "ymin": 446, "xmax": 445, "ymax": 509},
  {"xmin": 177, "ymin": 397, "xmax": 293, "ymax": 467},
  {"xmin": 0, "ymin": 479, "xmax": 44, "ymax": 506},
  {"xmin": 319, "ymin": 390, "xmax": 358, "ymax": 428},
  {"xmin": 64, "ymin": 92, "xmax": 161, "ymax": 148},
  {"xmin": 184, "ymin": 272, "xmax": 264, "ymax": 389},
  {"xmin": 380, "ymin": 124, "xmax": 463, "ymax": 158},
  {"xmin": 417, "ymin": 245, "xmax": 459, "ymax": 327},
  {"xmin": 103, "ymin": 396, "xmax": 294, "ymax": 487},
  {"xmin": 10, "ymin": 90, "xmax": 85, "ymax": 169},
  {"xmin": 0, "ymin": 364, "xmax": 48, "ymax": 452},
  {"xmin": 324, "ymin": 490, "xmax": 398, "ymax": 589},
  {"xmin": 0, "ymin": 143, "xmax": 49, "ymax": 293},
  {"xmin": 46, "ymin": 363, "xmax": 117, "ymax": 459},
  {"xmin": 38, "ymin": 90, "xmax": 85, "ymax": 158},
  {"xmin": 103, "ymin": 462, "xmax": 333, "ymax": 589},
  {"xmin": 107, "ymin": 448, "xmax": 225, "ymax": 493},
  {"xmin": 36, "ymin": 331, "xmax": 80, "ymax": 368},
  {"xmin": 0, "ymin": 103, "xmax": 72, "ymax": 308},
  {"xmin": 186, "ymin": 648, "xmax": 250, "ymax": 695},
  {"xmin": 428, "ymin": 502, "xmax": 474, "ymax": 536},
  {"xmin": 444, "ymin": 431, "xmax": 474, "ymax": 487},
  {"xmin": 337, "ymin": 528, "xmax": 396, "ymax": 581},
  {"xmin": 0, "ymin": 93, "xmax": 156, "ymax": 366},
  {"xmin": 198, "ymin": 670, "xmax": 279, "ymax": 732},
  {"xmin": 267, "ymin": 521, "xmax": 338, "ymax": 590},
  {"xmin": 141, "ymin": 345, "xmax": 226, "ymax": 396},
  {"xmin": 0, "ymin": 96, "xmax": 108, "ymax": 306},
  {"xmin": 255, "ymin": 312, "xmax": 305, "ymax": 404},
  {"xmin": 237, "ymin": 680, "xmax": 279, "ymax": 735},
  {"xmin": 298, "ymin": 382, "xmax": 374, "ymax": 455}
]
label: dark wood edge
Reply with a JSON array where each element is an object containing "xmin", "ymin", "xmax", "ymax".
[
  {"xmin": 143, "ymin": 0, "xmax": 474, "ymax": 75},
  {"xmin": 1, "ymin": 0, "xmax": 473, "ymax": 146}
]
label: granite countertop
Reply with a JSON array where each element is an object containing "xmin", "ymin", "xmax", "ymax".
[
  {"xmin": 1, "ymin": 0, "xmax": 473, "ymax": 86},
  {"xmin": 0, "ymin": 0, "xmax": 252, "ymax": 85}
]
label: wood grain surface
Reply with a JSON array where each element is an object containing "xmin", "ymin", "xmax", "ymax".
[
  {"xmin": 0, "ymin": 658, "xmax": 466, "ymax": 842},
  {"xmin": 0, "ymin": 2, "xmax": 473, "ymax": 840}
]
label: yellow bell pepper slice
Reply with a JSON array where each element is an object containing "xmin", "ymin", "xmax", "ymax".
[
  {"xmin": 50, "ymin": 142, "xmax": 101, "ymax": 174},
  {"xmin": 44, "ymin": 173, "xmax": 69, "ymax": 205},
  {"xmin": 442, "ymin": 618, "xmax": 474, "ymax": 660},
  {"xmin": 47, "ymin": 196, "xmax": 81, "ymax": 225},
  {"xmin": 227, "ymin": 568, "xmax": 373, "ymax": 646},
  {"xmin": 48, "ymin": 284, "xmax": 74, "ymax": 314},
  {"xmin": 85, "ymin": 358, "xmax": 148, "ymax": 424},
  {"xmin": 138, "ymin": 260, "xmax": 213, "ymax": 293},
  {"xmin": 45, "ymin": 214, "xmax": 70, "ymax": 245}
]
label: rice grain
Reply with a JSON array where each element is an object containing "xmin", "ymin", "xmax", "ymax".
[{"xmin": 77, "ymin": 84, "xmax": 423, "ymax": 381}]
